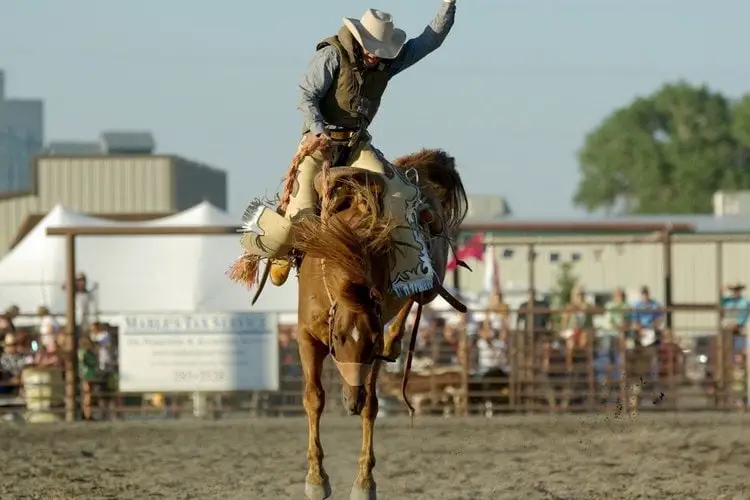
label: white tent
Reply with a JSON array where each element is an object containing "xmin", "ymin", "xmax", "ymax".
[{"xmin": 0, "ymin": 202, "xmax": 298, "ymax": 316}]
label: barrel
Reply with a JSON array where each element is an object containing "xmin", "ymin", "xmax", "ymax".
[{"xmin": 21, "ymin": 366, "xmax": 65, "ymax": 423}]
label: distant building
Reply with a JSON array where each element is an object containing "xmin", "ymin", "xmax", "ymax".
[
  {"xmin": 713, "ymin": 190, "xmax": 750, "ymax": 216},
  {"xmin": 465, "ymin": 194, "xmax": 512, "ymax": 220},
  {"xmin": 0, "ymin": 142, "xmax": 228, "ymax": 257},
  {"xmin": 0, "ymin": 70, "xmax": 44, "ymax": 192}
]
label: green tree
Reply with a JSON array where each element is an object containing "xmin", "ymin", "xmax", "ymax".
[
  {"xmin": 549, "ymin": 261, "xmax": 579, "ymax": 329},
  {"xmin": 574, "ymin": 81, "xmax": 750, "ymax": 214}
]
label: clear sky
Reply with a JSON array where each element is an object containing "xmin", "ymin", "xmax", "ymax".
[{"xmin": 2, "ymin": 0, "xmax": 748, "ymax": 219}]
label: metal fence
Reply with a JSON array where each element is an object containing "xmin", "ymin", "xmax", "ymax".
[
  {"xmin": 0, "ymin": 306, "xmax": 746, "ymax": 422},
  {"xmin": 0, "ymin": 225, "xmax": 747, "ymax": 422}
]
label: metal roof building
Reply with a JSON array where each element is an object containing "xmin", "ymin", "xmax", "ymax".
[{"xmin": 0, "ymin": 153, "xmax": 227, "ymax": 258}]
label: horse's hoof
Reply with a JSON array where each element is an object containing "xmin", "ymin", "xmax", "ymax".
[
  {"xmin": 350, "ymin": 485, "xmax": 377, "ymax": 500},
  {"xmin": 305, "ymin": 481, "xmax": 332, "ymax": 500}
]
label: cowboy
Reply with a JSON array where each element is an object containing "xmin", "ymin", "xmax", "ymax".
[{"xmin": 268, "ymin": 1, "xmax": 457, "ymax": 285}]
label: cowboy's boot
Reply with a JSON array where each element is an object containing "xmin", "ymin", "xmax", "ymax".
[
  {"xmin": 270, "ymin": 258, "xmax": 291, "ymax": 286},
  {"xmin": 269, "ymin": 165, "xmax": 318, "ymax": 287}
]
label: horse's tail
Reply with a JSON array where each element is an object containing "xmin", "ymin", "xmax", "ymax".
[{"xmin": 393, "ymin": 149, "xmax": 468, "ymax": 233}]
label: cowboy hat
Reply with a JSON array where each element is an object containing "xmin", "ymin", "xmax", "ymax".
[
  {"xmin": 343, "ymin": 9, "xmax": 407, "ymax": 59},
  {"xmin": 727, "ymin": 282, "xmax": 746, "ymax": 290}
]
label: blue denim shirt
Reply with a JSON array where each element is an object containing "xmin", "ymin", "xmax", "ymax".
[
  {"xmin": 722, "ymin": 295, "xmax": 749, "ymax": 326},
  {"xmin": 630, "ymin": 299, "xmax": 663, "ymax": 328},
  {"xmin": 298, "ymin": 1, "xmax": 456, "ymax": 136}
]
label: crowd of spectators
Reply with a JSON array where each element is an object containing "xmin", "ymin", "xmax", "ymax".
[
  {"xmin": 0, "ymin": 272, "xmax": 118, "ymax": 421},
  {"xmin": 2, "ymin": 274, "xmax": 747, "ymax": 419}
]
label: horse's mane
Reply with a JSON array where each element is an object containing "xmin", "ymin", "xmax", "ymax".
[
  {"xmin": 293, "ymin": 200, "xmax": 396, "ymax": 312},
  {"xmin": 393, "ymin": 149, "xmax": 468, "ymax": 232}
]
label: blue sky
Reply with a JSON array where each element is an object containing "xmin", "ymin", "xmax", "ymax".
[{"xmin": 2, "ymin": 0, "xmax": 748, "ymax": 218}]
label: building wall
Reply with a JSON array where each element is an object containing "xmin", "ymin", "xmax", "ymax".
[
  {"xmin": 458, "ymin": 238, "xmax": 750, "ymax": 337},
  {"xmin": 0, "ymin": 99, "xmax": 44, "ymax": 192},
  {"xmin": 171, "ymin": 157, "xmax": 227, "ymax": 211},
  {"xmin": 0, "ymin": 156, "xmax": 174, "ymax": 257},
  {"xmin": 36, "ymin": 156, "xmax": 173, "ymax": 211}
]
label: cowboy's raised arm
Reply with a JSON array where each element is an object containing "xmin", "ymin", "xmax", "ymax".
[
  {"xmin": 387, "ymin": 0, "xmax": 456, "ymax": 78},
  {"xmin": 297, "ymin": 45, "xmax": 340, "ymax": 137}
]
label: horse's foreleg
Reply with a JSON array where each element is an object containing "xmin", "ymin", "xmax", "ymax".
[
  {"xmin": 300, "ymin": 335, "xmax": 332, "ymax": 500},
  {"xmin": 351, "ymin": 359, "xmax": 381, "ymax": 500},
  {"xmin": 382, "ymin": 298, "xmax": 414, "ymax": 362}
]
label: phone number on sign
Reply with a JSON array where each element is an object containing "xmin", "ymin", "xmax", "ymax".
[{"xmin": 173, "ymin": 370, "xmax": 226, "ymax": 383}]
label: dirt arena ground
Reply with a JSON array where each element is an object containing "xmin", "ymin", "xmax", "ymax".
[{"xmin": 0, "ymin": 412, "xmax": 748, "ymax": 500}]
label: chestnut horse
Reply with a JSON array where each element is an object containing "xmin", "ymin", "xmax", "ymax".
[{"xmin": 290, "ymin": 149, "xmax": 467, "ymax": 500}]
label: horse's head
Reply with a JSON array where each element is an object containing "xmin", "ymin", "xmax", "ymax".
[{"xmin": 294, "ymin": 179, "xmax": 394, "ymax": 414}]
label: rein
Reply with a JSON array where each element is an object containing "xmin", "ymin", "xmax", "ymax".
[{"xmin": 320, "ymin": 259, "xmax": 338, "ymax": 359}]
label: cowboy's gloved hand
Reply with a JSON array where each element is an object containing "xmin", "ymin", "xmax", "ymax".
[
  {"xmin": 303, "ymin": 131, "xmax": 329, "ymax": 149},
  {"xmin": 309, "ymin": 122, "xmax": 330, "ymax": 142}
]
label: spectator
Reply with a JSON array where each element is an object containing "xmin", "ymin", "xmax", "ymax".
[
  {"xmin": 62, "ymin": 271, "xmax": 94, "ymax": 334},
  {"xmin": 475, "ymin": 323, "xmax": 510, "ymax": 376},
  {"xmin": 37, "ymin": 305, "xmax": 61, "ymax": 350},
  {"xmin": 657, "ymin": 329, "xmax": 683, "ymax": 386},
  {"xmin": 721, "ymin": 283, "xmax": 748, "ymax": 337},
  {"xmin": 0, "ymin": 332, "xmax": 29, "ymax": 395},
  {"xmin": 485, "ymin": 292, "xmax": 510, "ymax": 333},
  {"xmin": 0, "ymin": 314, "xmax": 14, "ymax": 337},
  {"xmin": 78, "ymin": 336, "xmax": 99, "ymax": 421},
  {"xmin": 597, "ymin": 287, "xmax": 629, "ymax": 384},
  {"xmin": 437, "ymin": 323, "xmax": 460, "ymax": 365},
  {"xmin": 90, "ymin": 322, "xmax": 113, "ymax": 371},
  {"xmin": 516, "ymin": 295, "xmax": 551, "ymax": 337},
  {"xmin": 4, "ymin": 305, "xmax": 20, "ymax": 321},
  {"xmin": 630, "ymin": 286, "xmax": 663, "ymax": 347},
  {"xmin": 34, "ymin": 340, "xmax": 63, "ymax": 367},
  {"xmin": 560, "ymin": 285, "xmax": 594, "ymax": 344}
]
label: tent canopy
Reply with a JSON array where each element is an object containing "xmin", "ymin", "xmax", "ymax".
[{"xmin": 0, "ymin": 202, "xmax": 298, "ymax": 315}]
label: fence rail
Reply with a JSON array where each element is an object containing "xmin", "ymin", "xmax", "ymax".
[{"xmin": 1, "ymin": 310, "xmax": 746, "ymax": 422}]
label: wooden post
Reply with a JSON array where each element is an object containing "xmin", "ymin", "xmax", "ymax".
[
  {"xmin": 662, "ymin": 227, "xmax": 673, "ymax": 330},
  {"xmin": 525, "ymin": 244, "xmax": 536, "ymax": 411},
  {"xmin": 715, "ymin": 241, "xmax": 725, "ymax": 409},
  {"xmin": 64, "ymin": 233, "xmax": 79, "ymax": 422},
  {"xmin": 459, "ymin": 322, "xmax": 469, "ymax": 416}
]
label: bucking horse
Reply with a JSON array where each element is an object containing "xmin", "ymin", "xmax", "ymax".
[{"xmin": 228, "ymin": 142, "xmax": 468, "ymax": 500}]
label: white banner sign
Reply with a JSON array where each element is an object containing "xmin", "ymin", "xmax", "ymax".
[{"xmin": 116, "ymin": 313, "xmax": 279, "ymax": 392}]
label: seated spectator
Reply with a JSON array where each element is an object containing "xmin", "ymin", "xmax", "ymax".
[
  {"xmin": 560, "ymin": 285, "xmax": 594, "ymax": 346},
  {"xmin": 0, "ymin": 331, "xmax": 30, "ymax": 395},
  {"xmin": 34, "ymin": 340, "xmax": 64, "ymax": 367}
]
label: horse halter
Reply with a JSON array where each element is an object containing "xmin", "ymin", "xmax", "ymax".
[{"xmin": 320, "ymin": 259, "xmax": 373, "ymax": 387}]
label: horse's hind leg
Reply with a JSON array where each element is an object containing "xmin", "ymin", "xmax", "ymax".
[
  {"xmin": 351, "ymin": 359, "xmax": 381, "ymax": 500},
  {"xmin": 382, "ymin": 298, "xmax": 414, "ymax": 362},
  {"xmin": 299, "ymin": 332, "xmax": 332, "ymax": 500}
]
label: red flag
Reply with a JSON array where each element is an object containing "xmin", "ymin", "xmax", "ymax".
[{"xmin": 447, "ymin": 233, "xmax": 485, "ymax": 270}]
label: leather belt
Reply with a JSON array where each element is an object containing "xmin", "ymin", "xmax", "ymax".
[{"xmin": 328, "ymin": 130, "xmax": 356, "ymax": 141}]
